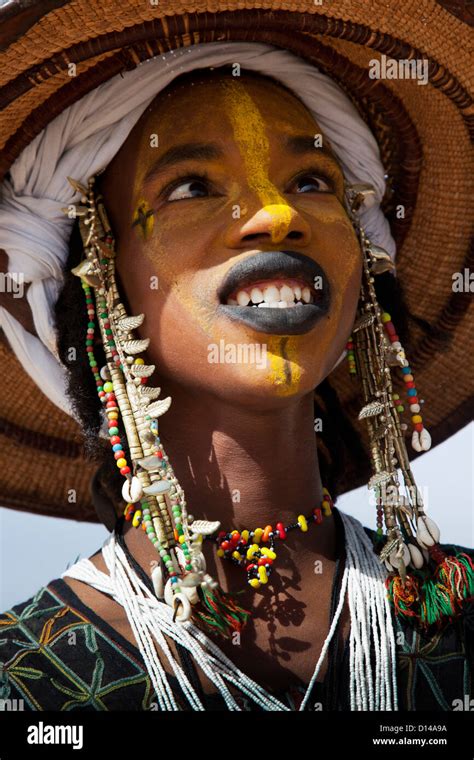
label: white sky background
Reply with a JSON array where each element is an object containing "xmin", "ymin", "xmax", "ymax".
[{"xmin": 1, "ymin": 422, "xmax": 472, "ymax": 611}]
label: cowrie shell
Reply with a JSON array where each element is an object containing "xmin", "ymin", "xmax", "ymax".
[
  {"xmin": 411, "ymin": 431, "xmax": 423, "ymax": 452},
  {"xmin": 420, "ymin": 428, "xmax": 432, "ymax": 451},
  {"xmin": 172, "ymin": 593, "xmax": 192, "ymax": 622},
  {"xmin": 151, "ymin": 564, "xmax": 164, "ymax": 598},
  {"xmin": 181, "ymin": 586, "xmax": 200, "ymax": 605},
  {"xmin": 408, "ymin": 543, "xmax": 424, "ymax": 569},
  {"xmin": 121, "ymin": 475, "xmax": 143, "ymax": 504},
  {"xmin": 416, "ymin": 515, "xmax": 440, "ymax": 548}
]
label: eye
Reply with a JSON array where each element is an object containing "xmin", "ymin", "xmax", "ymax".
[
  {"xmin": 291, "ymin": 174, "xmax": 332, "ymax": 194},
  {"xmin": 166, "ymin": 178, "xmax": 209, "ymax": 202}
]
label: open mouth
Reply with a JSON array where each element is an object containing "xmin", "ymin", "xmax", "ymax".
[
  {"xmin": 217, "ymin": 250, "xmax": 330, "ymax": 335},
  {"xmin": 225, "ymin": 278, "xmax": 317, "ymax": 308}
]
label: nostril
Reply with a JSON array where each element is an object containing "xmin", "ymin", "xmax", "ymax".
[
  {"xmin": 287, "ymin": 231, "xmax": 303, "ymax": 240},
  {"xmin": 242, "ymin": 232, "xmax": 272, "ymax": 242}
]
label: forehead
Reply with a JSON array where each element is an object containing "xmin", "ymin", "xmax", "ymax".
[{"xmin": 137, "ymin": 74, "xmax": 320, "ymax": 145}]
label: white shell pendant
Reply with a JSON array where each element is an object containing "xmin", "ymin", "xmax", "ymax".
[
  {"xmin": 416, "ymin": 515, "xmax": 440, "ymax": 549},
  {"xmin": 420, "ymin": 428, "xmax": 432, "ymax": 451},
  {"xmin": 181, "ymin": 586, "xmax": 200, "ymax": 605},
  {"xmin": 411, "ymin": 431, "xmax": 423, "ymax": 452},
  {"xmin": 121, "ymin": 475, "xmax": 143, "ymax": 504},
  {"xmin": 164, "ymin": 578, "xmax": 193, "ymax": 620},
  {"xmin": 151, "ymin": 564, "xmax": 164, "ymax": 598},
  {"xmin": 408, "ymin": 543, "xmax": 425, "ymax": 569},
  {"xmin": 142, "ymin": 480, "xmax": 171, "ymax": 495}
]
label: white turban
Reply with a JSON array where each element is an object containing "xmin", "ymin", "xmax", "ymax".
[{"xmin": 0, "ymin": 41, "xmax": 395, "ymax": 420}]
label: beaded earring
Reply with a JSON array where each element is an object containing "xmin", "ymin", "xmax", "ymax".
[
  {"xmin": 63, "ymin": 174, "xmax": 250, "ymax": 639},
  {"xmin": 345, "ymin": 183, "xmax": 474, "ymax": 628}
]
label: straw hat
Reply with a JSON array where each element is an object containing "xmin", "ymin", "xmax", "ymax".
[{"xmin": 0, "ymin": 0, "xmax": 472, "ymax": 523}]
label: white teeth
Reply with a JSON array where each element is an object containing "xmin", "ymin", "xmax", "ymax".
[
  {"xmin": 250, "ymin": 287, "xmax": 264, "ymax": 304},
  {"xmin": 257, "ymin": 302, "xmax": 271, "ymax": 308},
  {"xmin": 280, "ymin": 284, "xmax": 294, "ymax": 303},
  {"xmin": 237, "ymin": 290, "xmax": 251, "ymax": 306},
  {"xmin": 263, "ymin": 285, "xmax": 280, "ymax": 304},
  {"xmin": 227, "ymin": 281, "xmax": 313, "ymax": 306}
]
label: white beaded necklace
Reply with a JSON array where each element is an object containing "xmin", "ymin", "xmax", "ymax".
[{"xmin": 62, "ymin": 510, "xmax": 398, "ymax": 711}]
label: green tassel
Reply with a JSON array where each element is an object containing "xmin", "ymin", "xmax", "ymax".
[
  {"xmin": 192, "ymin": 584, "xmax": 252, "ymax": 640},
  {"xmin": 386, "ymin": 550, "xmax": 474, "ymax": 629}
]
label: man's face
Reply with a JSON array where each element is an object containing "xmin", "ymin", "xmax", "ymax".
[{"xmin": 100, "ymin": 73, "xmax": 362, "ymax": 408}]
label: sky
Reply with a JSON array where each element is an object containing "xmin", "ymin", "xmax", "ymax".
[{"xmin": 1, "ymin": 422, "xmax": 472, "ymax": 611}]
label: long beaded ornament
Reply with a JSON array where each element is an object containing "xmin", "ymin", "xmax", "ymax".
[
  {"xmin": 63, "ymin": 175, "xmax": 250, "ymax": 638},
  {"xmin": 345, "ymin": 183, "xmax": 474, "ymax": 629}
]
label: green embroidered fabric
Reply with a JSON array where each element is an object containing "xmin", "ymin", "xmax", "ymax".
[{"xmin": 1, "ymin": 513, "xmax": 472, "ymax": 711}]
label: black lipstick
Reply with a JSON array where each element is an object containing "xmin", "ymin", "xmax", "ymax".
[{"xmin": 217, "ymin": 250, "xmax": 331, "ymax": 335}]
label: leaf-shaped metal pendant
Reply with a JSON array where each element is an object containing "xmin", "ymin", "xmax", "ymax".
[
  {"xmin": 189, "ymin": 520, "xmax": 221, "ymax": 536},
  {"xmin": 122, "ymin": 338, "xmax": 150, "ymax": 354},
  {"xmin": 358, "ymin": 401, "xmax": 384, "ymax": 419},
  {"xmin": 139, "ymin": 386, "xmax": 162, "ymax": 401},
  {"xmin": 130, "ymin": 363, "xmax": 155, "ymax": 377},
  {"xmin": 145, "ymin": 397, "xmax": 172, "ymax": 418},
  {"xmin": 116, "ymin": 314, "xmax": 145, "ymax": 332},
  {"xmin": 368, "ymin": 471, "xmax": 392, "ymax": 490},
  {"xmin": 352, "ymin": 314, "xmax": 375, "ymax": 333}
]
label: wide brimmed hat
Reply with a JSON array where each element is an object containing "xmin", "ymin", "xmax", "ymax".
[{"xmin": 0, "ymin": 0, "xmax": 472, "ymax": 523}]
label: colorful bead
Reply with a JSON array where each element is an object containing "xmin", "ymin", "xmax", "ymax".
[{"xmin": 297, "ymin": 515, "xmax": 308, "ymax": 532}]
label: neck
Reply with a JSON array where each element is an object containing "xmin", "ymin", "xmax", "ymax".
[{"xmin": 122, "ymin": 383, "xmax": 338, "ymax": 592}]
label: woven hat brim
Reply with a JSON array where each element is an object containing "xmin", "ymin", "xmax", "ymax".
[{"xmin": 0, "ymin": 0, "xmax": 472, "ymax": 522}]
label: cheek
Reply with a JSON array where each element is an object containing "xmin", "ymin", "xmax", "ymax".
[{"xmin": 135, "ymin": 207, "xmax": 226, "ymax": 341}]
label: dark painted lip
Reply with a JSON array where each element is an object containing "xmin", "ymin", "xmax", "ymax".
[
  {"xmin": 216, "ymin": 250, "xmax": 331, "ymax": 335},
  {"xmin": 218, "ymin": 302, "xmax": 328, "ymax": 335},
  {"xmin": 217, "ymin": 249, "xmax": 330, "ymax": 304}
]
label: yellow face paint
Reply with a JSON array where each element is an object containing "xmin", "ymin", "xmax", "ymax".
[
  {"xmin": 132, "ymin": 198, "xmax": 154, "ymax": 241},
  {"xmin": 266, "ymin": 336, "xmax": 302, "ymax": 396},
  {"xmin": 220, "ymin": 80, "xmax": 292, "ymax": 243}
]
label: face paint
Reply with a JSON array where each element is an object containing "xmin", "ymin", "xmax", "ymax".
[
  {"xmin": 132, "ymin": 198, "xmax": 155, "ymax": 241},
  {"xmin": 220, "ymin": 80, "xmax": 292, "ymax": 243},
  {"xmin": 265, "ymin": 336, "xmax": 302, "ymax": 395}
]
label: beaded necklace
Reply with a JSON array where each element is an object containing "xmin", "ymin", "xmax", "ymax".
[{"xmin": 124, "ymin": 489, "xmax": 334, "ymax": 592}]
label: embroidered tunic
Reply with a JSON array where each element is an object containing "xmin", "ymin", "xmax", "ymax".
[{"xmin": 1, "ymin": 508, "xmax": 472, "ymax": 711}]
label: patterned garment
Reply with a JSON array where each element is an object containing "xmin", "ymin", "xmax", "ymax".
[{"xmin": 1, "ymin": 508, "xmax": 473, "ymax": 711}]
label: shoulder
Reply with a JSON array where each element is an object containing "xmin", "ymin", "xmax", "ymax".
[{"xmin": 0, "ymin": 580, "xmax": 153, "ymax": 711}]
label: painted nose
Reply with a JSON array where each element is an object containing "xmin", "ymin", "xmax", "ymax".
[{"xmin": 225, "ymin": 202, "xmax": 312, "ymax": 248}]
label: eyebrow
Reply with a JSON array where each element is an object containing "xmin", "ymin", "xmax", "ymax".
[
  {"xmin": 142, "ymin": 142, "xmax": 224, "ymax": 187},
  {"xmin": 284, "ymin": 134, "xmax": 335, "ymax": 161},
  {"xmin": 141, "ymin": 134, "xmax": 337, "ymax": 188}
]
